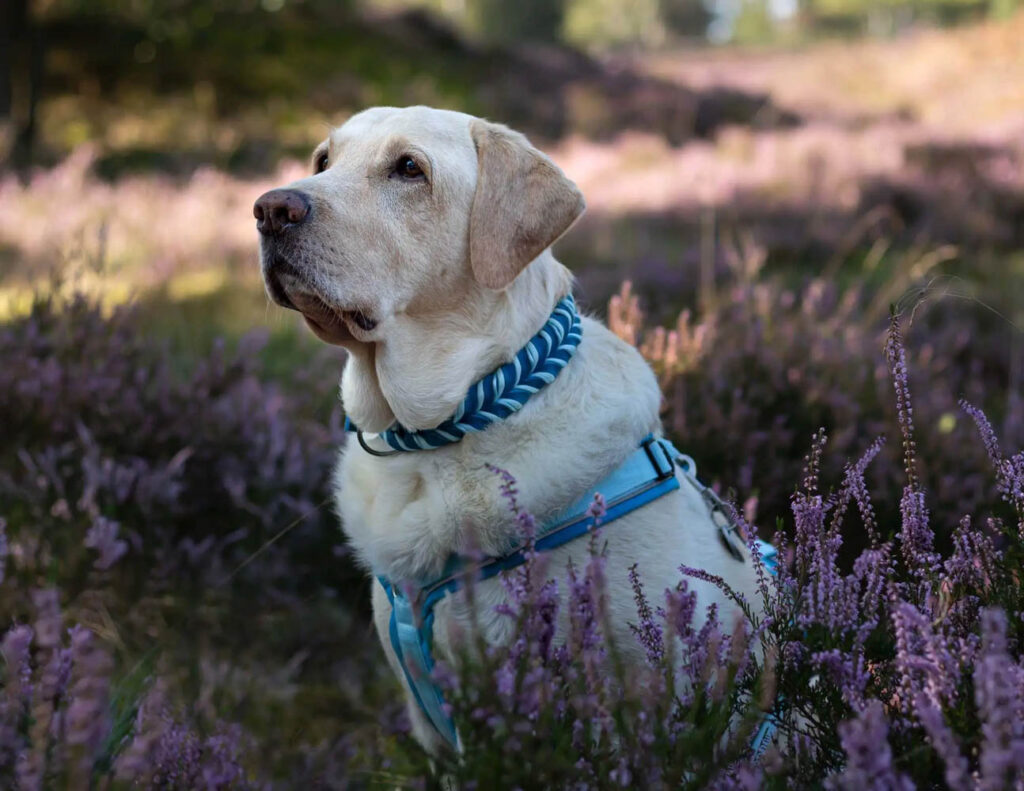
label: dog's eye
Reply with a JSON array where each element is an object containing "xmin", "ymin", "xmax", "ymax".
[
  {"xmin": 394, "ymin": 155, "xmax": 424, "ymax": 180},
  {"xmin": 314, "ymin": 152, "xmax": 329, "ymax": 174}
]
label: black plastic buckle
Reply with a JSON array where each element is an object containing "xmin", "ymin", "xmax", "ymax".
[{"xmin": 642, "ymin": 437, "xmax": 675, "ymax": 481}]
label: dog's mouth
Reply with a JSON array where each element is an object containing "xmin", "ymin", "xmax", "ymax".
[
  {"xmin": 263, "ymin": 256, "xmax": 378, "ymax": 343},
  {"xmin": 263, "ymin": 257, "xmax": 300, "ymax": 311}
]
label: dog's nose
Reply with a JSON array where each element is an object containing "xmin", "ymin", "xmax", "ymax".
[{"xmin": 253, "ymin": 189, "xmax": 311, "ymax": 236}]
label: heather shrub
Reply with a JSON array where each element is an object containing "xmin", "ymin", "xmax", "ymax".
[
  {"xmin": 607, "ymin": 270, "xmax": 1022, "ymax": 547},
  {"xmin": 0, "ymin": 292, "xmax": 419, "ymax": 788},
  {"xmin": 2, "ymin": 286, "xmax": 1021, "ymax": 789},
  {"xmin": 0, "ymin": 588, "xmax": 253, "ymax": 790},
  {"xmin": 750, "ymin": 316, "xmax": 1024, "ymax": 787},
  {"xmin": 432, "ymin": 476, "xmax": 773, "ymax": 789},
  {"xmin": 0, "ymin": 292, "xmax": 352, "ymax": 612},
  {"xmin": 426, "ymin": 314, "xmax": 1024, "ymax": 789}
]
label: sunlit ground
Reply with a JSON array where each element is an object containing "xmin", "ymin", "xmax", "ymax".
[{"xmin": 4, "ymin": 12, "xmax": 1023, "ymax": 355}]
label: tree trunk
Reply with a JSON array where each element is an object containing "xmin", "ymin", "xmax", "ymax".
[{"xmin": 1, "ymin": 0, "xmax": 39, "ymax": 169}]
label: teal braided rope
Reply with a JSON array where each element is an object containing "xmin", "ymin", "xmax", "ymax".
[{"xmin": 346, "ymin": 295, "xmax": 582, "ymax": 452}]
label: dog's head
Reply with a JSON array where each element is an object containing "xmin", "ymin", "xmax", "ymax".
[{"xmin": 254, "ymin": 106, "xmax": 585, "ymax": 346}]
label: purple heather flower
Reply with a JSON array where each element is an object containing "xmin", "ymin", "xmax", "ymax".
[
  {"xmin": 487, "ymin": 463, "xmax": 538, "ymax": 542},
  {"xmin": 944, "ymin": 515, "xmax": 1000, "ymax": 596},
  {"xmin": 608, "ymin": 757, "xmax": 632, "ymax": 787},
  {"xmin": 743, "ymin": 522, "xmax": 774, "ymax": 610},
  {"xmin": 852, "ymin": 545, "xmax": 890, "ymax": 632},
  {"xmin": 961, "ymin": 399, "xmax": 1004, "ymax": 469},
  {"xmin": 884, "ymin": 318, "xmax": 942, "ymax": 585},
  {"xmin": 897, "ymin": 485, "xmax": 940, "ymax": 583},
  {"xmin": 31, "ymin": 589, "xmax": 62, "ymax": 651},
  {"xmin": 811, "ymin": 649, "xmax": 870, "ymax": 710},
  {"xmin": 794, "ymin": 484, "xmax": 861, "ymax": 635},
  {"xmin": 663, "ymin": 579, "xmax": 699, "ymax": 649},
  {"xmin": 962, "ymin": 399, "xmax": 1024, "ymax": 532},
  {"xmin": 566, "ymin": 559, "xmax": 602, "ymax": 656},
  {"xmin": 802, "ymin": 427, "xmax": 828, "ymax": 496},
  {"xmin": 914, "ymin": 693, "xmax": 970, "ymax": 790},
  {"xmin": 828, "ymin": 701, "xmax": 914, "ymax": 790},
  {"xmin": 974, "ymin": 609, "xmax": 1024, "ymax": 790},
  {"xmin": 791, "ymin": 488, "xmax": 828, "ymax": 575},
  {"xmin": 628, "ymin": 564, "xmax": 664, "ymax": 666},
  {"xmin": 199, "ymin": 725, "xmax": 247, "ymax": 790},
  {"xmin": 683, "ymin": 602, "xmax": 726, "ymax": 688},
  {"xmin": 153, "ymin": 720, "xmax": 204, "ymax": 787},
  {"xmin": 84, "ymin": 515, "xmax": 128, "ymax": 570},
  {"xmin": 1, "ymin": 624, "xmax": 34, "ymax": 776},
  {"xmin": 891, "ymin": 601, "xmax": 959, "ymax": 712},
  {"xmin": 710, "ymin": 763, "xmax": 764, "ymax": 790},
  {"xmin": 1, "ymin": 624, "xmax": 33, "ymax": 695},
  {"xmin": 886, "ymin": 317, "xmax": 920, "ymax": 491},
  {"xmin": 678, "ymin": 564, "xmax": 745, "ymax": 610},
  {"xmin": 65, "ymin": 626, "xmax": 112, "ymax": 758},
  {"xmin": 845, "ymin": 437, "xmax": 886, "ymax": 546}
]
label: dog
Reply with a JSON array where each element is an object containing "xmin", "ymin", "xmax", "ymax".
[{"xmin": 255, "ymin": 106, "xmax": 763, "ymax": 755}]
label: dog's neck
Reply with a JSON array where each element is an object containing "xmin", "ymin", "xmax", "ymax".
[{"xmin": 340, "ymin": 251, "xmax": 574, "ymax": 433}]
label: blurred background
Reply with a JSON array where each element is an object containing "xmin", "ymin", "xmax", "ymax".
[{"xmin": 1, "ymin": 0, "xmax": 1022, "ymax": 786}]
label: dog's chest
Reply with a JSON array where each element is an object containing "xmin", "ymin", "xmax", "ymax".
[{"xmin": 333, "ymin": 442, "xmax": 512, "ymax": 579}]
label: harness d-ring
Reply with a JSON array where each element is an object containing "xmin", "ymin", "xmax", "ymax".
[
  {"xmin": 357, "ymin": 431, "xmax": 401, "ymax": 457},
  {"xmin": 679, "ymin": 456, "xmax": 747, "ymax": 562},
  {"xmin": 675, "ymin": 453, "xmax": 697, "ymax": 476}
]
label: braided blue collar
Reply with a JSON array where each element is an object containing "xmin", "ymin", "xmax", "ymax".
[{"xmin": 345, "ymin": 294, "xmax": 582, "ymax": 452}]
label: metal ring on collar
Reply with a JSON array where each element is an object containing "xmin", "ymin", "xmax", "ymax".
[{"xmin": 357, "ymin": 431, "xmax": 401, "ymax": 457}]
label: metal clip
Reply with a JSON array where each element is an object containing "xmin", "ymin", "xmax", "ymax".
[{"xmin": 680, "ymin": 465, "xmax": 746, "ymax": 562}]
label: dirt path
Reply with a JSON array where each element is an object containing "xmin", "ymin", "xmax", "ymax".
[{"xmin": 637, "ymin": 14, "xmax": 1024, "ymax": 130}]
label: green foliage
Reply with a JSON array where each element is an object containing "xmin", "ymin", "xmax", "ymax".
[
  {"xmin": 467, "ymin": 0, "xmax": 568, "ymax": 42},
  {"xmin": 731, "ymin": 0, "xmax": 781, "ymax": 43},
  {"xmin": 660, "ymin": 0, "xmax": 715, "ymax": 37},
  {"xmin": 563, "ymin": 0, "xmax": 667, "ymax": 48}
]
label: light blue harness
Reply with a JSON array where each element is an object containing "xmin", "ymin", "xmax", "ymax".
[{"xmin": 345, "ymin": 294, "xmax": 778, "ymax": 754}]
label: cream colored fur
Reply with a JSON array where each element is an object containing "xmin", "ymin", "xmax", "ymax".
[{"xmin": 257, "ymin": 106, "xmax": 762, "ymax": 755}]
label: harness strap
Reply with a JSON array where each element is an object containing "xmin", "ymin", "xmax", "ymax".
[
  {"xmin": 380, "ymin": 434, "xmax": 680, "ymax": 748},
  {"xmin": 377, "ymin": 436, "xmax": 778, "ymax": 754},
  {"xmin": 379, "ymin": 577, "xmax": 459, "ymax": 748}
]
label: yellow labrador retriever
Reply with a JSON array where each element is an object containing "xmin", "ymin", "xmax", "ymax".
[{"xmin": 255, "ymin": 106, "xmax": 762, "ymax": 754}]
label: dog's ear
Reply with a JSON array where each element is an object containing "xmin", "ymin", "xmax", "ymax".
[{"xmin": 468, "ymin": 120, "xmax": 585, "ymax": 290}]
